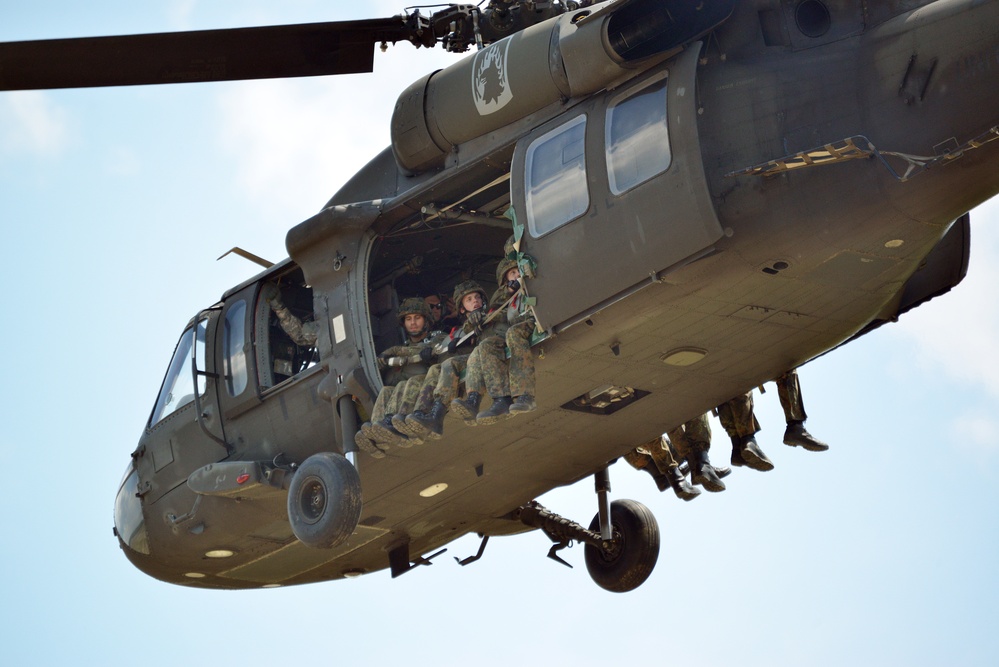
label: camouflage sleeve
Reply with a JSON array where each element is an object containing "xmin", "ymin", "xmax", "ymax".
[
  {"xmin": 273, "ymin": 303, "xmax": 319, "ymax": 346},
  {"xmin": 488, "ymin": 287, "xmax": 507, "ymax": 309}
]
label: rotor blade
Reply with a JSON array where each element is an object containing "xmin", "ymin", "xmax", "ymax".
[{"xmin": 0, "ymin": 18, "xmax": 416, "ymax": 91}]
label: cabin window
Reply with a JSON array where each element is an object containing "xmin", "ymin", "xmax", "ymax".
[
  {"xmin": 606, "ymin": 77, "xmax": 671, "ymax": 195},
  {"xmin": 525, "ymin": 115, "xmax": 589, "ymax": 237},
  {"xmin": 223, "ymin": 300, "xmax": 248, "ymax": 396},
  {"xmin": 150, "ymin": 319, "xmax": 207, "ymax": 425}
]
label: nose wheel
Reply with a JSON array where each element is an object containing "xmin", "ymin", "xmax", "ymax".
[{"xmin": 287, "ymin": 452, "xmax": 362, "ymax": 549}]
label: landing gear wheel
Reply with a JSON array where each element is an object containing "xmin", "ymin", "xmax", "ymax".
[
  {"xmin": 287, "ymin": 452, "xmax": 362, "ymax": 549},
  {"xmin": 584, "ymin": 499, "xmax": 660, "ymax": 592}
]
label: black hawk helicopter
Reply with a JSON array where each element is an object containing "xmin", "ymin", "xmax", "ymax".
[{"xmin": 3, "ymin": 0, "xmax": 997, "ymax": 592}]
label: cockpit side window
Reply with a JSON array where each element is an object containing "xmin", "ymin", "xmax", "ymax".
[
  {"xmin": 150, "ymin": 319, "xmax": 207, "ymax": 425},
  {"xmin": 525, "ymin": 114, "xmax": 589, "ymax": 237},
  {"xmin": 223, "ymin": 300, "xmax": 248, "ymax": 397},
  {"xmin": 606, "ymin": 76, "xmax": 671, "ymax": 195}
]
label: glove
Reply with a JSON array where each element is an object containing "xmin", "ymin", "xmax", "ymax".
[
  {"xmin": 376, "ymin": 356, "xmax": 388, "ymax": 370},
  {"xmin": 507, "ymin": 279, "xmax": 521, "ymax": 292},
  {"xmin": 419, "ymin": 346, "xmax": 435, "ymax": 363},
  {"xmin": 447, "ymin": 337, "xmax": 459, "ymax": 354},
  {"xmin": 466, "ymin": 309, "xmax": 484, "ymax": 327},
  {"xmin": 260, "ymin": 283, "xmax": 281, "ymax": 305}
]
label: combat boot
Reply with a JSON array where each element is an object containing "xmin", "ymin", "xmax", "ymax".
[
  {"xmin": 407, "ymin": 400, "xmax": 448, "ymax": 439},
  {"xmin": 783, "ymin": 421, "xmax": 829, "ymax": 451},
  {"xmin": 508, "ymin": 394, "xmax": 537, "ymax": 415},
  {"xmin": 666, "ymin": 466, "xmax": 701, "ymax": 501},
  {"xmin": 353, "ymin": 429, "xmax": 386, "ymax": 459},
  {"xmin": 730, "ymin": 435, "xmax": 744, "ymax": 467},
  {"xmin": 638, "ymin": 463, "xmax": 670, "ymax": 492},
  {"xmin": 711, "ymin": 463, "xmax": 732, "ymax": 479},
  {"xmin": 369, "ymin": 415, "xmax": 411, "ymax": 447},
  {"xmin": 392, "ymin": 412, "xmax": 423, "ymax": 438},
  {"xmin": 738, "ymin": 435, "xmax": 775, "ymax": 472},
  {"xmin": 477, "ymin": 395, "xmax": 513, "ymax": 425},
  {"xmin": 450, "ymin": 391, "xmax": 482, "ymax": 425},
  {"xmin": 690, "ymin": 450, "xmax": 726, "ymax": 492}
]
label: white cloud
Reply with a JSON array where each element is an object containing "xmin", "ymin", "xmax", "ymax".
[
  {"xmin": 952, "ymin": 412, "xmax": 999, "ymax": 459},
  {"xmin": 166, "ymin": 0, "xmax": 198, "ymax": 30},
  {"xmin": 211, "ymin": 44, "xmax": 460, "ymax": 221},
  {"xmin": 0, "ymin": 91, "xmax": 69, "ymax": 156},
  {"xmin": 890, "ymin": 197, "xmax": 999, "ymax": 400}
]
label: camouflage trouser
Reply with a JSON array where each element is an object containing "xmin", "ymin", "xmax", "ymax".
[
  {"xmin": 624, "ymin": 435, "xmax": 681, "ymax": 473},
  {"xmin": 433, "ymin": 354, "xmax": 470, "ymax": 404},
  {"xmin": 775, "ymin": 368, "xmax": 806, "ymax": 422},
  {"xmin": 667, "ymin": 413, "xmax": 713, "ymax": 460},
  {"xmin": 465, "ymin": 337, "xmax": 510, "ymax": 399},
  {"xmin": 389, "ymin": 374, "xmax": 426, "ymax": 415},
  {"xmin": 507, "ymin": 319, "xmax": 536, "ymax": 398},
  {"xmin": 411, "ymin": 364, "xmax": 443, "ymax": 413},
  {"xmin": 717, "ymin": 391, "xmax": 761, "ymax": 438},
  {"xmin": 371, "ymin": 384, "xmax": 400, "ymax": 423}
]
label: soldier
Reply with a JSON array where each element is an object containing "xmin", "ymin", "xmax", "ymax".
[
  {"xmin": 776, "ymin": 368, "xmax": 829, "ymax": 451},
  {"xmin": 466, "ymin": 251, "xmax": 538, "ymax": 424},
  {"xmin": 261, "ymin": 282, "xmax": 318, "ymax": 346},
  {"xmin": 723, "ymin": 368, "xmax": 828, "ymax": 471},
  {"xmin": 624, "ymin": 435, "xmax": 702, "ymax": 501},
  {"xmin": 405, "ymin": 280, "xmax": 490, "ymax": 439},
  {"xmin": 355, "ymin": 298, "xmax": 445, "ymax": 456},
  {"xmin": 668, "ymin": 414, "xmax": 731, "ymax": 492},
  {"xmin": 719, "ymin": 391, "xmax": 774, "ymax": 472}
]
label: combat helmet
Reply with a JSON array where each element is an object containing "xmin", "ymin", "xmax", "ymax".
[
  {"xmin": 452, "ymin": 280, "xmax": 487, "ymax": 313},
  {"xmin": 398, "ymin": 297, "xmax": 432, "ymax": 336},
  {"xmin": 495, "ymin": 256, "xmax": 520, "ymax": 287}
]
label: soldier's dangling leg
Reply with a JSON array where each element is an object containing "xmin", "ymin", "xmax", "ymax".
[
  {"xmin": 452, "ymin": 352, "xmax": 484, "ymax": 423},
  {"xmin": 411, "ymin": 365, "xmax": 442, "ymax": 415},
  {"xmin": 650, "ymin": 434, "xmax": 701, "ymax": 500},
  {"xmin": 410, "ymin": 355, "xmax": 469, "ymax": 439},
  {"xmin": 625, "ymin": 445, "xmax": 672, "ymax": 495},
  {"xmin": 776, "ymin": 369, "xmax": 829, "ymax": 451},
  {"xmin": 507, "ymin": 320, "xmax": 537, "ymax": 414},
  {"xmin": 679, "ymin": 414, "xmax": 725, "ymax": 492},
  {"xmin": 721, "ymin": 391, "xmax": 773, "ymax": 472},
  {"xmin": 475, "ymin": 337, "xmax": 513, "ymax": 424},
  {"xmin": 392, "ymin": 374, "xmax": 427, "ymax": 438}
]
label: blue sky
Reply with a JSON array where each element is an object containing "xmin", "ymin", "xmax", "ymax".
[{"xmin": 2, "ymin": 2, "xmax": 997, "ymax": 665}]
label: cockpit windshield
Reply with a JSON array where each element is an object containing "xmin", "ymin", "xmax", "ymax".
[{"xmin": 149, "ymin": 319, "xmax": 207, "ymax": 425}]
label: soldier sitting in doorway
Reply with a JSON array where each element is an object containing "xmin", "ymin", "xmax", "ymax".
[{"xmin": 354, "ymin": 298, "xmax": 446, "ymax": 456}]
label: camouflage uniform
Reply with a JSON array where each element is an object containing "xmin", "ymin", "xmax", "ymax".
[
  {"xmin": 716, "ymin": 392, "xmax": 761, "ymax": 441},
  {"xmin": 775, "ymin": 368, "xmax": 828, "ymax": 451},
  {"xmin": 357, "ymin": 298, "xmax": 444, "ymax": 456},
  {"xmin": 624, "ymin": 435, "xmax": 701, "ymax": 500},
  {"xmin": 263, "ymin": 283, "xmax": 318, "ymax": 346},
  {"xmin": 718, "ymin": 391, "xmax": 774, "ymax": 472},
  {"xmin": 776, "ymin": 368, "xmax": 807, "ymax": 422},
  {"xmin": 668, "ymin": 413, "xmax": 727, "ymax": 492},
  {"xmin": 404, "ymin": 280, "xmax": 489, "ymax": 439},
  {"xmin": 467, "ymin": 254, "xmax": 537, "ymax": 423}
]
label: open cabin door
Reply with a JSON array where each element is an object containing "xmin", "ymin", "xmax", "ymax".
[{"xmin": 511, "ymin": 43, "xmax": 722, "ymax": 331}]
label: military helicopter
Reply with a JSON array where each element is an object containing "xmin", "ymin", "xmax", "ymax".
[{"xmin": 4, "ymin": 0, "xmax": 997, "ymax": 592}]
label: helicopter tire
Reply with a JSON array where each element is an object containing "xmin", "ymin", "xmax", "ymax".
[
  {"xmin": 584, "ymin": 499, "xmax": 660, "ymax": 593},
  {"xmin": 287, "ymin": 452, "xmax": 362, "ymax": 549}
]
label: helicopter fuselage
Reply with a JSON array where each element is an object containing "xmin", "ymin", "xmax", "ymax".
[{"xmin": 114, "ymin": 0, "xmax": 999, "ymax": 589}]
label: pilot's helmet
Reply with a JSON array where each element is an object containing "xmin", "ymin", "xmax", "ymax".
[
  {"xmin": 452, "ymin": 280, "xmax": 487, "ymax": 313},
  {"xmin": 495, "ymin": 257, "xmax": 519, "ymax": 287},
  {"xmin": 397, "ymin": 297, "xmax": 432, "ymax": 325}
]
